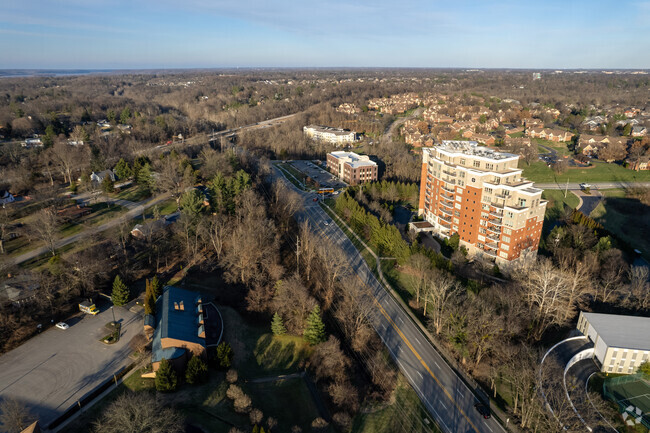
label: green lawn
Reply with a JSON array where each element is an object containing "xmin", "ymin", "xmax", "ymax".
[
  {"xmin": 84, "ymin": 203, "xmax": 128, "ymax": 226},
  {"xmin": 143, "ymin": 198, "xmax": 178, "ymax": 218},
  {"xmin": 3, "ymin": 235, "xmax": 40, "ymax": 257},
  {"xmin": 521, "ymin": 160, "xmax": 650, "ymax": 183},
  {"xmin": 591, "ymin": 194, "xmax": 650, "ymax": 260},
  {"xmin": 353, "ymin": 375, "xmax": 441, "ymax": 433},
  {"xmin": 276, "ymin": 164, "xmax": 306, "ymax": 190},
  {"xmin": 533, "ymin": 138, "xmax": 572, "ymax": 156},
  {"xmin": 115, "ymin": 185, "xmax": 152, "ymax": 203},
  {"xmin": 508, "ymin": 131, "xmax": 524, "ymax": 138},
  {"xmin": 541, "ymin": 189, "xmax": 580, "ymax": 224}
]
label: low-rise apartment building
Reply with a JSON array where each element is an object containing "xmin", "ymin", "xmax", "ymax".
[
  {"xmin": 303, "ymin": 125, "xmax": 357, "ymax": 145},
  {"xmin": 577, "ymin": 312, "xmax": 650, "ymax": 374},
  {"xmin": 417, "ymin": 141, "xmax": 546, "ymax": 264},
  {"xmin": 327, "ymin": 151, "xmax": 378, "ymax": 186}
]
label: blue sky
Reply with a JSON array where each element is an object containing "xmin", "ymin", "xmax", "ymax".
[{"xmin": 1, "ymin": 0, "xmax": 649, "ymax": 69}]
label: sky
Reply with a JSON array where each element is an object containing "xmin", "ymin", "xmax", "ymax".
[{"xmin": 1, "ymin": 0, "xmax": 649, "ymax": 69}]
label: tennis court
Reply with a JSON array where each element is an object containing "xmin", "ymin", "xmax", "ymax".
[{"xmin": 603, "ymin": 374, "xmax": 650, "ymax": 428}]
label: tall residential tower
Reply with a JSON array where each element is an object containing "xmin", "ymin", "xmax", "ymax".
[{"xmin": 418, "ymin": 141, "xmax": 546, "ymax": 264}]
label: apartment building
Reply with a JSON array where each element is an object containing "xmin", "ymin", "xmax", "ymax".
[
  {"xmin": 417, "ymin": 141, "xmax": 546, "ymax": 264},
  {"xmin": 303, "ymin": 125, "xmax": 357, "ymax": 145},
  {"xmin": 327, "ymin": 151, "xmax": 378, "ymax": 185},
  {"xmin": 577, "ymin": 312, "xmax": 650, "ymax": 374}
]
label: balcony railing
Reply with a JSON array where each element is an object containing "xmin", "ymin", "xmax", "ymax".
[
  {"xmin": 440, "ymin": 199, "xmax": 454, "ymax": 208},
  {"xmin": 483, "ymin": 248, "xmax": 497, "ymax": 257},
  {"xmin": 441, "ymin": 185, "xmax": 455, "ymax": 193},
  {"xmin": 485, "ymin": 242, "xmax": 499, "ymax": 250},
  {"xmin": 486, "ymin": 225, "xmax": 501, "ymax": 234},
  {"xmin": 486, "ymin": 233, "xmax": 500, "ymax": 242},
  {"xmin": 442, "ymin": 169, "xmax": 456, "ymax": 176},
  {"xmin": 440, "ymin": 207, "xmax": 453, "ymax": 216},
  {"xmin": 439, "ymin": 214, "xmax": 452, "ymax": 223}
]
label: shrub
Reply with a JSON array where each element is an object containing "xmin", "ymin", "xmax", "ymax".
[{"xmin": 215, "ymin": 342, "xmax": 233, "ymax": 369}]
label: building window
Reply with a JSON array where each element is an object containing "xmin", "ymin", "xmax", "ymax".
[
  {"xmin": 518, "ymin": 198, "xmax": 527, "ymax": 207},
  {"xmin": 460, "ymin": 159, "xmax": 466, "ymax": 165},
  {"xmin": 499, "ymin": 252, "xmax": 508, "ymax": 258},
  {"xmin": 485, "ymin": 187, "xmax": 493, "ymax": 194},
  {"xmin": 473, "ymin": 161, "xmax": 480, "ymax": 168},
  {"xmin": 503, "ymin": 228, "xmax": 512, "ymax": 235},
  {"xmin": 502, "ymin": 236, "xmax": 510, "ymax": 243},
  {"xmin": 502, "ymin": 244, "xmax": 510, "ymax": 251},
  {"xmin": 486, "ymin": 163, "xmax": 494, "ymax": 170}
]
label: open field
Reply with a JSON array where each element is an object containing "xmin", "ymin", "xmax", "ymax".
[
  {"xmin": 522, "ymin": 160, "xmax": 650, "ymax": 183},
  {"xmin": 591, "ymin": 195, "xmax": 650, "ymax": 260},
  {"xmin": 115, "ymin": 185, "xmax": 151, "ymax": 203},
  {"xmin": 541, "ymin": 189, "xmax": 580, "ymax": 224}
]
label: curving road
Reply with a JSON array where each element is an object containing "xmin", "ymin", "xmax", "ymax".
[{"xmin": 275, "ymin": 166, "xmax": 505, "ymax": 433}]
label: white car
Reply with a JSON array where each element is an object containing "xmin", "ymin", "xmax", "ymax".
[
  {"xmin": 55, "ymin": 322, "xmax": 69, "ymax": 330},
  {"xmin": 579, "ymin": 183, "xmax": 592, "ymax": 190}
]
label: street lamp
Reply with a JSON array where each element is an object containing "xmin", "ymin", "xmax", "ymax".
[{"xmin": 110, "ymin": 306, "xmax": 116, "ymax": 325}]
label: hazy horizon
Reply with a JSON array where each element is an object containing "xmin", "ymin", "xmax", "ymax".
[{"xmin": 2, "ymin": 0, "xmax": 650, "ymax": 69}]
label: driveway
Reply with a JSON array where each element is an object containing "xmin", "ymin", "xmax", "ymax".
[
  {"xmin": 0, "ymin": 299, "xmax": 143, "ymax": 427},
  {"xmin": 574, "ymin": 189, "xmax": 604, "ymax": 216}
]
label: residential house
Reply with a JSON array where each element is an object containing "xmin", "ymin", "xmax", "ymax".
[
  {"xmin": 578, "ymin": 135, "xmax": 627, "ymax": 157},
  {"xmin": 0, "ymin": 190, "xmax": 15, "ymax": 206},
  {"xmin": 471, "ymin": 133, "xmax": 495, "ymax": 146},
  {"xmin": 526, "ymin": 128, "xmax": 574, "ymax": 142},
  {"xmin": 523, "ymin": 119, "xmax": 544, "ymax": 130},
  {"xmin": 504, "ymin": 136, "xmax": 532, "ymax": 147},
  {"xmin": 627, "ymin": 156, "xmax": 650, "ymax": 171},
  {"xmin": 90, "ymin": 170, "xmax": 116, "ymax": 184},
  {"xmin": 631, "ymin": 126, "xmax": 647, "ymax": 137},
  {"xmin": 0, "ymin": 275, "xmax": 40, "ymax": 308},
  {"xmin": 22, "ymin": 137, "xmax": 43, "ymax": 148},
  {"xmin": 336, "ymin": 103, "xmax": 361, "ymax": 115}
]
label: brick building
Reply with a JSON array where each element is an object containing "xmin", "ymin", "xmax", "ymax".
[
  {"xmin": 417, "ymin": 141, "xmax": 546, "ymax": 265},
  {"xmin": 327, "ymin": 151, "xmax": 378, "ymax": 186}
]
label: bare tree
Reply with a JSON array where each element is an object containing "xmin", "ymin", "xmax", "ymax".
[
  {"xmin": 422, "ymin": 268, "xmax": 460, "ymax": 335},
  {"xmin": 298, "ymin": 221, "xmax": 318, "ymax": 281},
  {"xmin": 29, "ymin": 207, "xmax": 60, "ymax": 256},
  {"xmin": 272, "ymin": 275, "xmax": 316, "ymax": 334},
  {"xmin": 0, "ymin": 398, "xmax": 35, "ymax": 433},
  {"xmin": 403, "ymin": 253, "xmax": 431, "ymax": 306},
  {"xmin": 92, "ymin": 392, "xmax": 183, "ymax": 433}
]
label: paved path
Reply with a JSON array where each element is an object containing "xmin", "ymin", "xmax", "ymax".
[
  {"xmin": 0, "ymin": 300, "xmax": 143, "ymax": 427},
  {"xmin": 274, "ymin": 166, "xmax": 507, "ymax": 433},
  {"xmin": 8, "ymin": 193, "xmax": 171, "ymax": 266},
  {"xmin": 536, "ymin": 182, "xmax": 650, "ymax": 190},
  {"xmin": 573, "ymin": 189, "xmax": 604, "ymax": 216}
]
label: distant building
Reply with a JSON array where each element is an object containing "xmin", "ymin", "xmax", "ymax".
[
  {"xmin": 21, "ymin": 137, "xmax": 43, "ymax": 148},
  {"xmin": 532, "ymin": 72, "xmax": 541, "ymax": 80},
  {"xmin": 0, "ymin": 275, "xmax": 40, "ymax": 307},
  {"xmin": 417, "ymin": 141, "xmax": 546, "ymax": 264},
  {"xmin": 145, "ymin": 286, "xmax": 207, "ymax": 374},
  {"xmin": 303, "ymin": 125, "xmax": 357, "ymax": 146},
  {"xmin": 577, "ymin": 312, "xmax": 650, "ymax": 374},
  {"xmin": 327, "ymin": 151, "xmax": 378, "ymax": 186}
]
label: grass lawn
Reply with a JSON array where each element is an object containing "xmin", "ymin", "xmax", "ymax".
[
  {"xmin": 143, "ymin": 198, "xmax": 178, "ymax": 219},
  {"xmin": 508, "ymin": 131, "xmax": 524, "ymax": 138},
  {"xmin": 276, "ymin": 164, "xmax": 306, "ymax": 190},
  {"xmin": 541, "ymin": 189, "xmax": 580, "ymax": 225},
  {"xmin": 353, "ymin": 375, "xmax": 441, "ymax": 433},
  {"xmin": 522, "ymin": 160, "xmax": 650, "ymax": 184},
  {"xmin": 4, "ymin": 235, "xmax": 41, "ymax": 257},
  {"xmin": 591, "ymin": 194, "xmax": 650, "ymax": 260},
  {"xmin": 533, "ymin": 138, "xmax": 572, "ymax": 156},
  {"xmin": 84, "ymin": 202, "xmax": 128, "ymax": 226},
  {"xmin": 18, "ymin": 243, "xmax": 75, "ymax": 270},
  {"xmin": 115, "ymin": 185, "xmax": 151, "ymax": 202}
]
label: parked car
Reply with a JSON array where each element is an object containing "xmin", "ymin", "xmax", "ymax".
[
  {"xmin": 579, "ymin": 183, "xmax": 592, "ymax": 190},
  {"xmin": 474, "ymin": 402, "xmax": 491, "ymax": 419},
  {"xmin": 55, "ymin": 322, "xmax": 69, "ymax": 330}
]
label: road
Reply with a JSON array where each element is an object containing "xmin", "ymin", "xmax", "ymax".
[
  {"xmin": 8, "ymin": 193, "xmax": 172, "ymax": 266},
  {"xmin": 536, "ymin": 182, "xmax": 650, "ymax": 190},
  {"xmin": 275, "ymin": 167, "xmax": 505, "ymax": 433},
  {"xmin": 0, "ymin": 299, "xmax": 143, "ymax": 427}
]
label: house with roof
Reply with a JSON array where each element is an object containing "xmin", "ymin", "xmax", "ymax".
[
  {"xmin": 627, "ymin": 156, "xmax": 650, "ymax": 171},
  {"xmin": 526, "ymin": 128, "xmax": 574, "ymax": 142},
  {"xmin": 577, "ymin": 312, "xmax": 650, "ymax": 374},
  {"xmin": 631, "ymin": 126, "xmax": 647, "ymax": 137},
  {"xmin": 578, "ymin": 135, "xmax": 628, "ymax": 157},
  {"xmin": 1, "ymin": 190, "xmax": 15, "ymax": 206},
  {"xmin": 1, "ymin": 275, "xmax": 40, "ymax": 308},
  {"xmin": 144, "ymin": 286, "xmax": 207, "ymax": 374},
  {"xmin": 90, "ymin": 170, "xmax": 116, "ymax": 184}
]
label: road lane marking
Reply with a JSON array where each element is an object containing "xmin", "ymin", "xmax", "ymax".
[
  {"xmin": 372, "ymin": 297, "xmax": 480, "ymax": 433},
  {"xmin": 458, "ymin": 389, "xmax": 464, "ymax": 398},
  {"xmin": 417, "ymin": 371, "xmax": 423, "ymax": 379},
  {"xmin": 300, "ymin": 195, "xmax": 481, "ymax": 433},
  {"xmin": 414, "ymin": 336, "xmax": 422, "ymax": 346},
  {"xmin": 440, "ymin": 400, "xmax": 447, "ymax": 409},
  {"xmin": 486, "ymin": 425, "xmax": 493, "ymax": 432}
]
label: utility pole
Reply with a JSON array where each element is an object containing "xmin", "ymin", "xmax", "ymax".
[{"xmin": 296, "ymin": 238, "xmax": 300, "ymax": 275}]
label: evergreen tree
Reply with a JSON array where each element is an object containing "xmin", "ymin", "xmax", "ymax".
[
  {"xmin": 113, "ymin": 158, "xmax": 133, "ymax": 180},
  {"xmin": 215, "ymin": 342, "xmax": 233, "ymax": 369},
  {"xmin": 144, "ymin": 279, "xmax": 155, "ymax": 315},
  {"xmin": 155, "ymin": 358, "xmax": 178, "ymax": 392},
  {"xmin": 101, "ymin": 175, "xmax": 115, "ymax": 193},
  {"xmin": 137, "ymin": 163, "xmax": 155, "ymax": 191},
  {"xmin": 150, "ymin": 275, "xmax": 162, "ymax": 299},
  {"xmin": 120, "ymin": 107, "xmax": 132, "ymax": 125},
  {"xmin": 185, "ymin": 355, "xmax": 208, "ymax": 385},
  {"xmin": 271, "ymin": 313, "xmax": 286, "ymax": 336},
  {"xmin": 111, "ymin": 275, "xmax": 130, "ymax": 307},
  {"xmin": 303, "ymin": 306, "xmax": 326, "ymax": 345}
]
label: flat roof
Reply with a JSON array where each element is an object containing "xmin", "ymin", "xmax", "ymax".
[
  {"xmin": 433, "ymin": 141, "xmax": 519, "ymax": 161},
  {"xmin": 329, "ymin": 151, "xmax": 377, "ymax": 167},
  {"xmin": 305, "ymin": 125, "xmax": 355, "ymax": 136},
  {"xmin": 581, "ymin": 312, "xmax": 650, "ymax": 351}
]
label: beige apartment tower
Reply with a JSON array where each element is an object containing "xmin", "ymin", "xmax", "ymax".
[{"xmin": 418, "ymin": 141, "xmax": 546, "ymax": 264}]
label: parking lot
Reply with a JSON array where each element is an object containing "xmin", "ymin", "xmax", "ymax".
[
  {"xmin": 288, "ymin": 160, "xmax": 347, "ymax": 189},
  {"xmin": 0, "ymin": 299, "xmax": 143, "ymax": 427}
]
